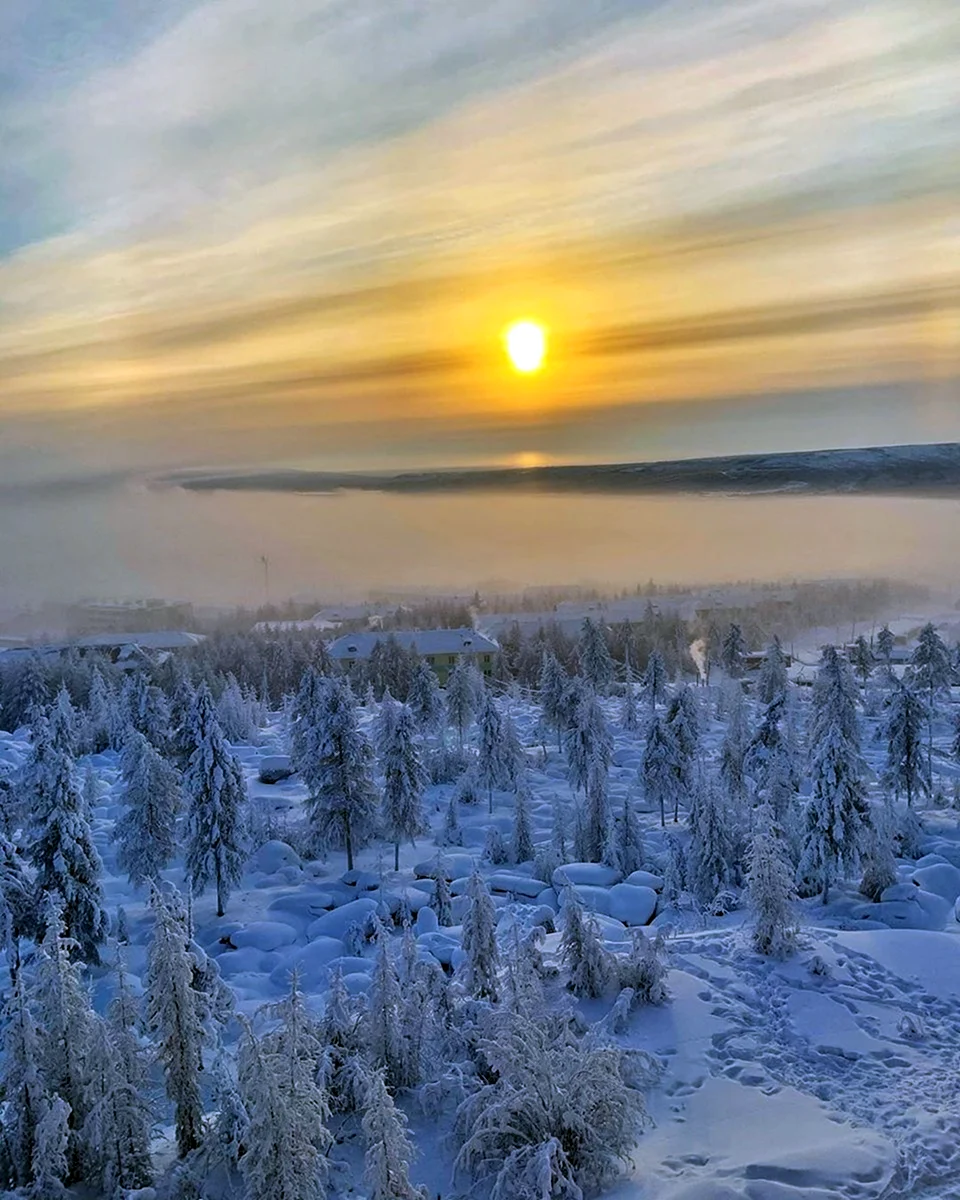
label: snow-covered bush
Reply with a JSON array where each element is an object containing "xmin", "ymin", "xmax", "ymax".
[{"xmin": 616, "ymin": 930, "xmax": 668, "ymax": 1005}]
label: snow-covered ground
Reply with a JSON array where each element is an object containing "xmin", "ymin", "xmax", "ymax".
[{"xmin": 5, "ymin": 651, "xmax": 960, "ymax": 1200}]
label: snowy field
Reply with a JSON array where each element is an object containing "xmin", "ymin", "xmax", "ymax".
[{"xmin": 3, "ymin": 625, "xmax": 960, "ymax": 1200}]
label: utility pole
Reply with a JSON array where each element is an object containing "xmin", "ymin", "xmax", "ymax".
[{"xmin": 261, "ymin": 555, "xmax": 270, "ymax": 608}]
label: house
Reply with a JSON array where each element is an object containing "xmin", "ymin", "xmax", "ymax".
[{"xmin": 326, "ymin": 627, "xmax": 499, "ymax": 685}]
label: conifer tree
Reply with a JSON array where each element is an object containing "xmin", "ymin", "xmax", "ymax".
[
  {"xmin": 578, "ymin": 618, "xmax": 614, "ymax": 694},
  {"xmin": 687, "ymin": 775, "xmax": 735, "ymax": 906},
  {"xmin": 238, "ymin": 974, "xmax": 332, "ymax": 1200},
  {"xmin": 850, "ymin": 635, "xmax": 874, "ymax": 686},
  {"xmin": 911, "ymin": 622, "xmax": 952, "ymax": 782},
  {"xmin": 32, "ymin": 1093, "xmax": 70, "ymax": 1198},
  {"xmin": 718, "ymin": 684, "xmax": 749, "ymax": 809},
  {"xmin": 881, "ymin": 679, "xmax": 929, "ymax": 808},
  {"xmin": 407, "ymin": 660, "xmax": 444, "ymax": 732},
  {"xmin": 512, "ymin": 776, "xmax": 536, "ymax": 864},
  {"xmin": 875, "ymin": 624, "xmax": 894, "ymax": 667},
  {"xmin": 476, "ymin": 691, "xmax": 508, "ymax": 814},
  {"xmin": 380, "ymin": 703, "xmax": 426, "ymax": 871},
  {"xmin": 3, "ymin": 652, "xmax": 47, "ymax": 730},
  {"xmin": 83, "ymin": 667, "xmax": 115, "ymax": 754},
  {"xmin": 462, "ymin": 872, "xmax": 499, "ymax": 1001},
  {"xmin": 183, "ymin": 683, "xmax": 247, "ymax": 916},
  {"xmin": 439, "ymin": 793, "xmax": 463, "ymax": 847},
  {"xmin": 27, "ymin": 711, "xmax": 107, "ymax": 963},
  {"xmin": 721, "ymin": 623, "xmax": 746, "ymax": 678},
  {"xmin": 445, "ymin": 659, "xmax": 478, "ymax": 747},
  {"xmin": 432, "ymin": 865, "xmax": 453, "ymax": 926},
  {"xmin": 640, "ymin": 649, "xmax": 668, "ymax": 712},
  {"xmin": 747, "ymin": 805, "xmax": 797, "ymax": 957},
  {"xmin": 613, "ymin": 791, "xmax": 644, "ymax": 876},
  {"xmin": 666, "ymin": 684, "xmax": 699, "ymax": 817},
  {"xmin": 362, "ymin": 1069, "xmax": 427, "ymax": 1200},
  {"xmin": 641, "ymin": 715, "xmax": 680, "ymax": 828},
  {"xmin": 859, "ymin": 805, "xmax": 898, "ymax": 902},
  {"xmin": 538, "ymin": 651, "xmax": 568, "ymax": 752},
  {"xmin": 500, "ymin": 710, "xmax": 525, "ymax": 789},
  {"xmin": 620, "ymin": 655, "xmax": 639, "ymax": 732},
  {"xmin": 798, "ymin": 645, "xmax": 868, "ymax": 904},
  {"xmin": 564, "ymin": 687, "xmax": 612, "ymax": 796},
  {"xmin": 0, "ymin": 966, "xmax": 44, "ymax": 1189},
  {"xmin": 301, "ymin": 676, "xmax": 378, "ymax": 872},
  {"xmin": 367, "ymin": 923, "xmax": 406, "ymax": 1091},
  {"xmin": 114, "ymin": 729, "xmax": 181, "ymax": 887},
  {"xmin": 757, "ymin": 636, "xmax": 789, "ymax": 705},
  {"xmin": 559, "ymin": 884, "xmax": 611, "ymax": 998},
  {"xmin": 145, "ymin": 887, "xmax": 207, "ymax": 1158}
]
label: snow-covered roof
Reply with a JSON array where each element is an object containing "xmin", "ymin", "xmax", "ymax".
[
  {"xmin": 74, "ymin": 631, "xmax": 205, "ymax": 651},
  {"xmin": 327, "ymin": 627, "xmax": 498, "ymax": 660}
]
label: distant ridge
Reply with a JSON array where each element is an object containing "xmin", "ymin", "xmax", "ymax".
[{"xmin": 164, "ymin": 442, "xmax": 960, "ymax": 498}]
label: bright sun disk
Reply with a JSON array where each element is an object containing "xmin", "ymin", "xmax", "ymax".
[{"xmin": 504, "ymin": 319, "xmax": 547, "ymax": 373}]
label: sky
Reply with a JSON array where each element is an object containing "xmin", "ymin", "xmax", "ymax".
[{"xmin": 0, "ymin": 1, "xmax": 959, "ymax": 605}]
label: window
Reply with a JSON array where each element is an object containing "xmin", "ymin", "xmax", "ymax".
[
  {"xmin": 483, "ymin": 654, "xmax": 491, "ymax": 663},
  {"xmin": 449, "ymin": 655, "xmax": 457, "ymax": 665}
]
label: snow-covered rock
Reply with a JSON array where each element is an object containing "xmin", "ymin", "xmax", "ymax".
[
  {"xmin": 231, "ymin": 921, "xmax": 298, "ymax": 952},
  {"xmin": 607, "ymin": 883, "xmax": 658, "ymax": 926},
  {"xmin": 248, "ymin": 840, "xmax": 301, "ymax": 875},
  {"xmin": 911, "ymin": 862, "xmax": 960, "ymax": 904},
  {"xmin": 417, "ymin": 931, "xmax": 462, "ymax": 967},
  {"xmin": 563, "ymin": 884, "xmax": 613, "ymax": 915},
  {"xmin": 340, "ymin": 868, "xmax": 381, "ymax": 890},
  {"xmin": 552, "ymin": 863, "xmax": 621, "ymax": 889},
  {"xmin": 416, "ymin": 905, "xmax": 439, "ymax": 934},
  {"xmin": 258, "ymin": 755, "xmax": 294, "ymax": 783},
  {"xmin": 271, "ymin": 937, "xmax": 346, "ymax": 987},
  {"xmin": 487, "ymin": 871, "xmax": 545, "ymax": 898},
  {"xmin": 307, "ymin": 898, "xmax": 378, "ymax": 940},
  {"xmin": 874, "ymin": 887, "xmax": 951, "ymax": 931},
  {"xmin": 624, "ymin": 869, "xmax": 665, "ymax": 891},
  {"xmin": 414, "ymin": 854, "xmax": 474, "ymax": 880}
]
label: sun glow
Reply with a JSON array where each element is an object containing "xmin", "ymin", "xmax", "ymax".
[{"xmin": 503, "ymin": 319, "xmax": 547, "ymax": 373}]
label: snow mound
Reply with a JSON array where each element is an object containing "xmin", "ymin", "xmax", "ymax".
[
  {"xmin": 248, "ymin": 840, "xmax": 301, "ymax": 875},
  {"xmin": 553, "ymin": 862, "xmax": 621, "ymax": 888},
  {"xmin": 487, "ymin": 871, "xmax": 545, "ymax": 898},
  {"xmin": 307, "ymin": 898, "xmax": 378, "ymax": 940},
  {"xmin": 231, "ymin": 921, "xmax": 298, "ymax": 952},
  {"xmin": 910, "ymin": 862, "xmax": 960, "ymax": 904},
  {"xmin": 607, "ymin": 883, "xmax": 658, "ymax": 926},
  {"xmin": 625, "ymin": 869, "xmax": 665, "ymax": 891}
]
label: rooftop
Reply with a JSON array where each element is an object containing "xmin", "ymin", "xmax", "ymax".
[{"xmin": 327, "ymin": 627, "xmax": 498, "ymax": 659}]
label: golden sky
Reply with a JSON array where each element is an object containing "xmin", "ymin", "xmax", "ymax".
[{"xmin": 1, "ymin": 0, "xmax": 958, "ymax": 486}]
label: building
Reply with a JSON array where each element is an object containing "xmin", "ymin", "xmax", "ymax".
[
  {"xmin": 66, "ymin": 599, "xmax": 194, "ymax": 636},
  {"xmin": 327, "ymin": 627, "xmax": 499, "ymax": 684}
]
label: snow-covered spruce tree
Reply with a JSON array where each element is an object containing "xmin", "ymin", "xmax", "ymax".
[
  {"xmin": 476, "ymin": 690, "xmax": 509, "ymax": 814},
  {"xmin": 183, "ymin": 683, "xmax": 247, "ymax": 917},
  {"xmin": 661, "ymin": 833, "xmax": 685, "ymax": 907},
  {"xmin": 453, "ymin": 1007, "xmax": 646, "ymax": 1200},
  {"xmin": 367, "ymin": 923, "xmax": 406, "ymax": 1091},
  {"xmin": 27, "ymin": 709, "xmax": 107, "ymax": 963},
  {"xmin": 613, "ymin": 790, "xmax": 644, "ymax": 876},
  {"xmin": 0, "ymin": 831, "xmax": 36, "ymax": 952},
  {"xmin": 432, "ymin": 865, "xmax": 453, "ymax": 926},
  {"xmin": 145, "ymin": 887, "xmax": 208, "ymax": 1158},
  {"xmin": 876, "ymin": 625, "xmax": 895, "ymax": 671},
  {"xmin": 512, "ymin": 776, "xmax": 536, "ymax": 864},
  {"xmin": 850, "ymin": 635, "xmax": 874, "ymax": 686},
  {"xmin": 446, "ymin": 658, "xmax": 478, "ymax": 747},
  {"xmin": 32, "ymin": 1092, "xmax": 70, "ymax": 1198},
  {"xmin": 217, "ymin": 673, "xmax": 259, "ymax": 743},
  {"xmin": 373, "ymin": 689, "xmax": 398, "ymax": 760},
  {"xmin": 687, "ymin": 774, "xmax": 735, "ymax": 907},
  {"xmin": 320, "ymin": 967, "xmax": 366, "ymax": 1115},
  {"xmin": 380, "ymin": 703, "xmax": 426, "ymax": 872},
  {"xmin": 747, "ymin": 805, "xmax": 798, "ymax": 958},
  {"xmin": 564, "ymin": 686, "xmax": 612, "ymax": 796},
  {"xmin": 169, "ymin": 673, "xmax": 198, "ymax": 769},
  {"xmin": 758, "ymin": 636, "xmax": 789, "ymax": 705},
  {"xmin": 666, "ymin": 684, "xmax": 699, "ymax": 815},
  {"xmin": 798, "ymin": 645, "xmax": 869, "ymax": 904},
  {"xmin": 559, "ymin": 883, "xmax": 612, "ymax": 998},
  {"xmin": 583, "ymin": 752, "xmax": 613, "ymax": 864},
  {"xmin": 500, "ymin": 710, "xmax": 525, "ymax": 789},
  {"xmin": 721, "ymin": 623, "xmax": 746, "ymax": 679},
  {"xmin": 641, "ymin": 714, "xmax": 680, "ymax": 828},
  {"xmin": 114, "ymin": 729, "xmax": 181, "ymax": 887},
  {"xmin": 538, "ymin": 651, "xmax": 569, "ymax": 752},
  {"xmin": 640, "ymin": 649, "xmax": 668, "ymax": 713},
  {"xmin": 882, "ymin": 678, "xmax": 929, "ymax": 809},
  {"xmin": 617, "ymin": 929, "xmax": 668, "ymax": 1005},
  {"xmin": 578, "ymin": 618, "xmax": 614, "ymax": 695},
  {"xmin": 718, "ymin": 683, "xmax": 748, "ymax": 810},
  {"xmin": 238, "ymin": 974, "xmax": 332, "ymax": 1200},
  {"xmin": 33, "ymin": 895, "xmax": 96, "ymax": 1170},
  {"xmin": 198, "ymin": 1052, "xmax": 248, "ymax": 1185},
  {"xmin": 407, "ymin": 659, "xmax": 444, "ymax": 733},
  {"xmin": 362, "ymin": 1068, "xmax": 426, "ymax": 1200},
  {"xmin": 859, "ymin": 804, "xmax": 898, "ymax": 902},
  {"xmin": 912, "ymin": 622, "xmax": 952, "ymax": 782},
  {"xmin": 439, "ymin": 792, "xmax": 463, "ymax": 847},
  {"xmin": 83, "ymin": 666, "xmax": 115, "ymax": 754},
  {"xmin": 289, "ymin": 664, "xmax": 325, "ymax": 773},
  {"xmin": 621, "ymin": 654, "xmax": 639, "ymax": 732},
  {"xmin": 52, "ymin": 684, "xmax": 79, "ymax": 757},
  {"xmin": 120, "ymin": 671, "xmax": 171, "ymax": 751},
  {"xmin": 2, "ymin": 651, "xmax": 47, "ymax": 731},
  {"xmin": 301, "ymin": 676, "xmax": 378, "ymax": 872},
  {"xmin": 0, "ymin": 966, "xmax": 44, "ymax": 1189},
  {"xmin": 462, "ymin": 871, "xmax": 499, "ymax": 1001},
  {"xmin": 84, "ymin": 951, "xmax": 153, "ymax": 1195}
]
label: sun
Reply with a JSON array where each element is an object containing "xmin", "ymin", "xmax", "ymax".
[{"xmin": 503, "ymin": 319, "xmax": 547, "ymax": 374}]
